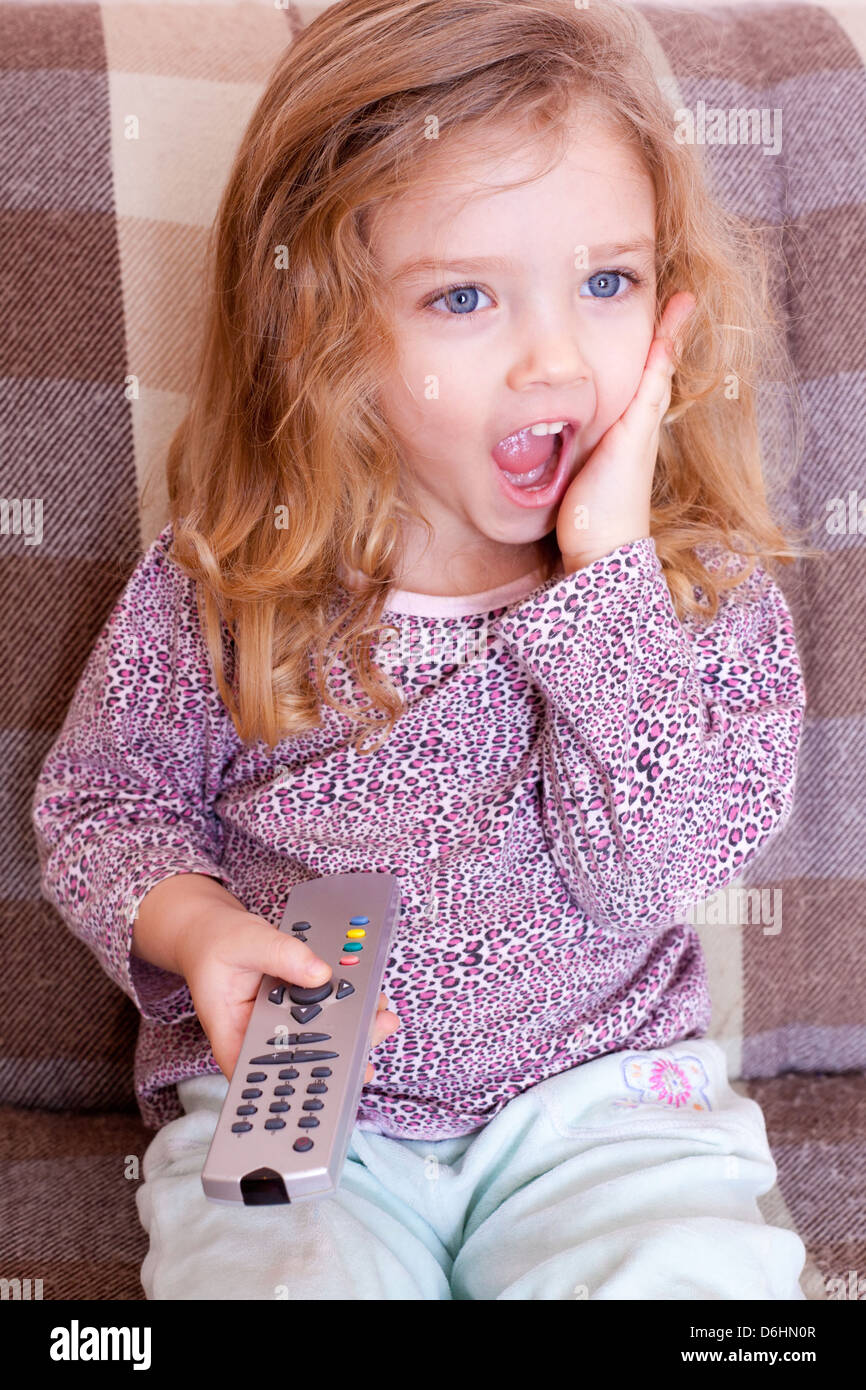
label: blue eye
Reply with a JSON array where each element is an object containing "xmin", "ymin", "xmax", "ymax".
[
  {"xmin": 426, "ymin": 284, "xmax": 493, "ymax": 315},
  {"xmin": 578, "ymin": 268, "xmax": 639, "ymax": 298},
  {"xmin": 581, "ymin": 269, "xmax": 642, "ymax": 300}
]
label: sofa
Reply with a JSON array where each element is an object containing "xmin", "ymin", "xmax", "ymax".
[{"xmin": 2, "ymin": 0, "xmax": 864, "ymax": 1299}]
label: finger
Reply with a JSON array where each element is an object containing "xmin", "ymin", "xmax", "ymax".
[
  {"xmin": 371, "ymin": 1007, "xmax": 400, "ymax": 1047},
  {"xmin": 649, "ymin": 298, "xmax": 695, "ymax": 421},
  {"xmin": 638, "ymin": 293, "xmax": 696, "ymax": 411},
  {"xmin": 647, "ymin": 298, "xmax": 694, "ymax": 425},
  {"xmin": 204, "ymin": 1015, "xmax": 242, "ymax": 1083},
  {"xmin": 366, "ymin": 1018, "xmax": 399, "ymax": 1084},
  {"xmin": 657, "ymin": 290, "xmax": 696, "ymax": 350},
  {"xmin": 255, "ymin": 919, "xmax": 332, "ymax": 985},
  {"xmin": 621, "ymin": 336, "xmax": 677, "ymax": 436}
]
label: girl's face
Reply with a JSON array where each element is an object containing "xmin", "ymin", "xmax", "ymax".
[{"xmin": 369, "ymin": 111, "xmax": 658, "ymax": 593}]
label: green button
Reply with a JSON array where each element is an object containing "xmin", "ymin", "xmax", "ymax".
[{"xmin": 342, "ymin": 942, "xmax": 363, "ymax": 952}]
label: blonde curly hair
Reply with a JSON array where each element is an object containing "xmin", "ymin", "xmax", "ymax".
[{"xmin": 163, "ymin": 0, "xmax": 823, "ymax": 755}]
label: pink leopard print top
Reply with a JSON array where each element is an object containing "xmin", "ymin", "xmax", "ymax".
[{"xmin": 31, "ymin": 522, "xmax": 806, "ymax": 1136}]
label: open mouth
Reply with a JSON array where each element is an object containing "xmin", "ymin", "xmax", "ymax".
[
  {"xmin": 499, "ymin": 430, "xmax": 564, "ymax": 489},
  {"xmin": 491, "ymin": 422, "xmax": 578, "ymax": 507}
]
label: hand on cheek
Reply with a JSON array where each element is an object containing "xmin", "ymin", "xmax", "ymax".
[{"xmin": 556, "ymin": 291, "xmax": 696, "ymax": 572}]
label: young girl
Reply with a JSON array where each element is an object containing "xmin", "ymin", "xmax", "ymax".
[{"xmin": 32, "ymin": 0, "xmax": 821, "ymax": 1300}]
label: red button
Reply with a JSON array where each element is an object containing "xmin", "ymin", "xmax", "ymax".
[{"xmin": 339, "ymin": 955, "xmax": 359, "ymax": 966}]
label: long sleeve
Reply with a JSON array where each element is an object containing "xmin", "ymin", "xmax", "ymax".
[
  {"xmin": 30, "ymin": 522, "xmax": 240, "ymax": 1022},
  {"xmin": 493, "ymin": 536, "xmax": 806, "ymax": 935}
]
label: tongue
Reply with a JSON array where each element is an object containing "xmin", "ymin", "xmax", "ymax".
[{"xmin": 492, "ymin": 426, "xmax": 556, "ymax": 473}]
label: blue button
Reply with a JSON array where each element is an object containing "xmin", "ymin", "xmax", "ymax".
[{"xmin": 349, "ymin": 915, "xmax": 369, "ymax": 925}]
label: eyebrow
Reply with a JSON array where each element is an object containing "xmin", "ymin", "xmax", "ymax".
[{"xmin": 393, "ymin": 238, "xmax": 657, "ymax": 280}]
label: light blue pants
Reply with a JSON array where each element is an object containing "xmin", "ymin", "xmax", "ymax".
[{"xmin": 136, "ymin": 1039, "xmax": 808, "ymax": 1300}]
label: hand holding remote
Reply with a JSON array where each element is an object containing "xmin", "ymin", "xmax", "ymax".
[
  {"xmin": 176, "ymin": 904, "xmax": 401, "ymax": 1085},
  {"xmin": 198, "ymin": 873, "xmax": 403, "ymax": 1204}
]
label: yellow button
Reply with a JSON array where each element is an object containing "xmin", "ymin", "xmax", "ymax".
[{"xmin": 345, "ymin": 928, "xmax": 366, "ymax": 938}]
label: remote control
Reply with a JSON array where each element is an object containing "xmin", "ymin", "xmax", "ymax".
[{"xmin": 201, "ymin": 871, "xmax": 400, "ymax": 1206}]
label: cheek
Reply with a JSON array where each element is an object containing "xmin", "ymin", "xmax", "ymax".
[
  {"xmin": 378, "ymin": 342, "xmax": 432, "ymax": 432},
  {"xmin": 380, "ymin": 358, "xmax": 478, "ymax": 458},
  {"xmin": 390, "ymin": 328, "xmax": 470, "ymax": 417},
  {"xmin": 593, "ymin": 326, "xmax": 653, "ymax": 415},
  {"xmin": 412, "ymin": 347, "xmax": 486, "ymax": 433}
]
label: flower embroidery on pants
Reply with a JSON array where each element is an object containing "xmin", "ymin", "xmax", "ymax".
[{"xmin": 615, "ymin": 1051, "xmax": 713, "ymax": 1111}]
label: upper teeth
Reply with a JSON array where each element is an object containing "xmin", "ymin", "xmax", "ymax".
[{"xmin": 529, "ymin": 421, "xmax": 566, "ymax": 435}]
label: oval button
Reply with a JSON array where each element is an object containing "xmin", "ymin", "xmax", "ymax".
[{"xmin": 287, "ymin": 981, "xmax": 333, "ymax": 1005}]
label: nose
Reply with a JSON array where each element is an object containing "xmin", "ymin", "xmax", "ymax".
[{"xmin": 505, "ymin": 317, "xmax": 591, "ymax": 393}]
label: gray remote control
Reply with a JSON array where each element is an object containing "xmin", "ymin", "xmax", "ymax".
[{"xmin": 201, "ymin": 871, "xmax": 400, "ymax": 1205}]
